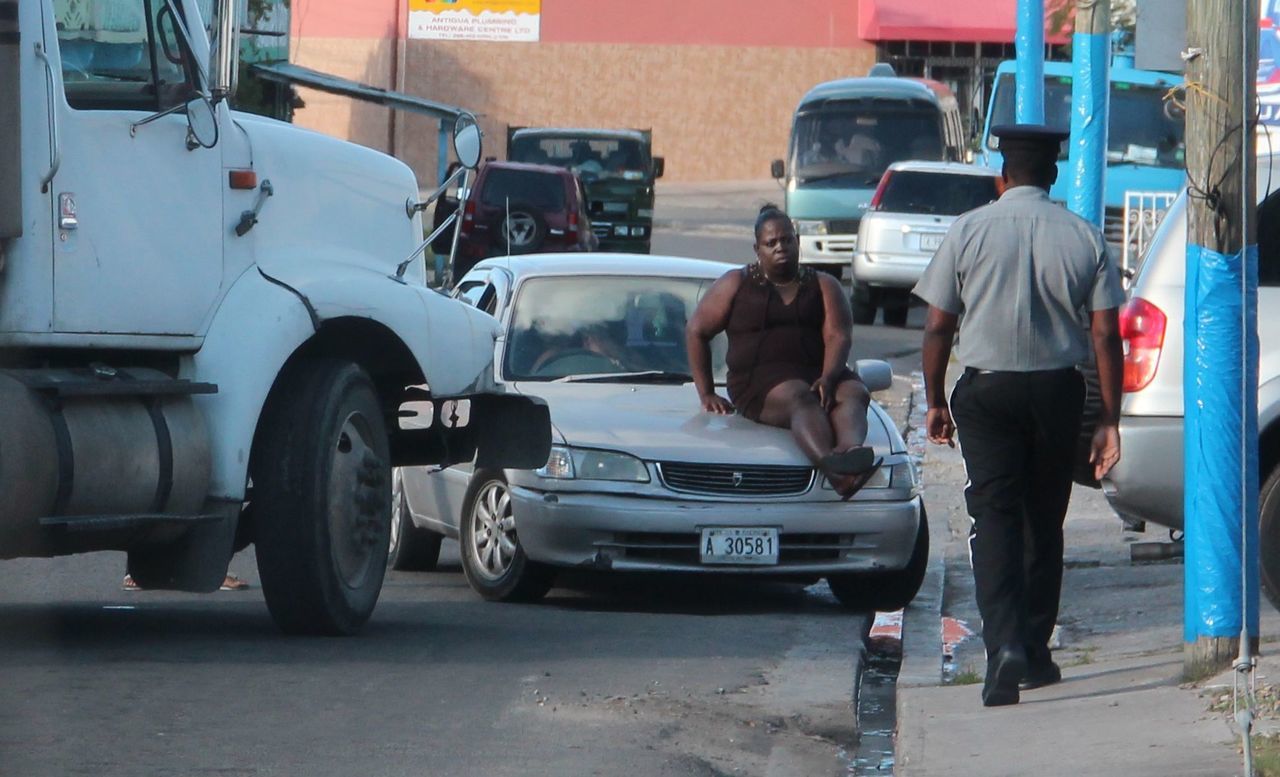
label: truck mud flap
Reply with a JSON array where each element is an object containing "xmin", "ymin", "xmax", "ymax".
[{"xmin": 393, "ymin": 392, "xmax": 551, "ymax": 470}]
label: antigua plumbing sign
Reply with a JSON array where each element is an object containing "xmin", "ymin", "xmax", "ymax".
[{"xmin": 408, "ymin": 0, "xmax": 540, "ymax": 42}]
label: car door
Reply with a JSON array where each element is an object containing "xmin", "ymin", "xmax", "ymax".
[{"xmin": 48, "ymin": 0, "xmax": 222, "ymax": 336}]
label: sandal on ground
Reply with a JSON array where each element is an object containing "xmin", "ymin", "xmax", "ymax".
[
  {"xmin": 820, "ymin": 445, "xmax": 876, "ymax": 476},
  {"xmin": 121, "ymin": 574, "xmax": 141, "ymax": 592},
  {"xmin": 835, "ymin": 458, "xmax": 884, "ymax": 501},
  {"xmin": 219, "ymin": 574, "xmax": 250, "ymax": 591}
]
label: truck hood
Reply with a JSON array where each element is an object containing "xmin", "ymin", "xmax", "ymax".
[
  {"xmin": 786, "ymin": 185, "xmax": 874, "ymax": 221},
  {"xmin": 510, "ymin": 381, "xmax": 898, "ymax": 464}
]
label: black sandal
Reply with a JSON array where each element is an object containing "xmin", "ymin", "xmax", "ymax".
[
  {"xmin": 837, "ymin": 458, "xmax": 884, "ymax": 501},
  {"xmin": 821, "ymin": 446, "xmax": 876, "ymax": 476}
]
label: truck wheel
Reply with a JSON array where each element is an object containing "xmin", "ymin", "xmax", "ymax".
[
  {"xmin": 251, "ymin": 358, "xmax": 391, "ymax": 635},
  {"xmin": 388, "ymin": 468, "xmax": 443, "ymax": 572},
  {"xmin": 1260, "ymin": 466, "xmax": 1280, "ymax": 612},
  {"xmin": 827, "ymin": 507, "xmax": 929, "ymax": 612},
  {"xmin": 851, "ymin": 279, "xmax": 877, "ymax": 325},
  {"xmin": 460, "ymin": 470, "xmax": 555, "ymax": 602}
]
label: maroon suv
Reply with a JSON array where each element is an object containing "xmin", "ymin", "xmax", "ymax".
[{"xmin": 455, "ymin": 161, "xmax": 597, "ymax": 277}]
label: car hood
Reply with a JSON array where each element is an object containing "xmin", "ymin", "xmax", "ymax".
[{"xmin": 511, "ymin": 382, "xmax": 900, "ymax": 464}]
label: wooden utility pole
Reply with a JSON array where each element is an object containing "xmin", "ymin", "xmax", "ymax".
[{"xmin": 1183, "ymin": 0, "xmax": 1260, "ymax": 679}]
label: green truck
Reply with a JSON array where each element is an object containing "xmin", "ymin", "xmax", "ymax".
[{"xmin": 507, "ymin": 127, "xmax": 663, "ymax": 253}]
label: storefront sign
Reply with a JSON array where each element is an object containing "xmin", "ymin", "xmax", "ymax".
[{"xmin": 408, "ymin": 0, "xmax": 540, "ymax": 42}]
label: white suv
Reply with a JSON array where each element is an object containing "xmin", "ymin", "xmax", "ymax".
[{"xmin": 1101, "ymin": 154, "xmax": 1280, "ymax": 604}]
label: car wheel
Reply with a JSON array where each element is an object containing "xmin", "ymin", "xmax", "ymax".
[
  {"xmin": 388, "ymin": 468, "xmax": 444, "ymax": 572},
  {"xmin": 882, "ymin": 294, "xmax": 910, "ymax": 328},
  {"xmin": 827, "ymin": 507, "xmax": 929, "ymax": 612},
  {"xmin": 460, "ymin": 471, "xmax": 555, "ymax": 602},
  {"xmin": 494, "ymin": 203, "xmax": 547, "ymax": 254},
  {"xmin": 851, "ymin": 279, "xmax": 877, "ymax": 325},
  {"xmin": 1260, "ymin": 466, "xmax": 1280, "ymax": 612},
  {"xmin": 251, "ymin": 358, "xmax": 391, "ymax": 635}
]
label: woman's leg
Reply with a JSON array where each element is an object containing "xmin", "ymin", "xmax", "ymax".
[
  {"xmin": 756, "ymin": 379, "xmax": 835, "ymax": 465},
  {"xmin": 830, "ymin": 378, "xmax": 871, "ymax": 452}
]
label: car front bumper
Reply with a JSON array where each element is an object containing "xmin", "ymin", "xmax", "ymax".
[
  {"xmin": 852, "ymin": 251, "xmax": 931, "ymax": 288},
  {"xmin": 509, "ymin": 487, "xmax": 922, "ymax": 574},
  {"xmin": 799, "ymin": 233, "xmax": 857, "ymax": 267},
  {"xmin": 1101, "ymin": 415, "xmax": 1184, "ymax": 530}
]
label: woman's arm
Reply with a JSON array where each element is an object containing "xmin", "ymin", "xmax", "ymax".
[
  {"xmin": 814, "ymin": 274, "xmax": 854, "ymax": 407},
  {"xmin": 685, "ymin": 270, "xmax": 741, "ymax": 412}
]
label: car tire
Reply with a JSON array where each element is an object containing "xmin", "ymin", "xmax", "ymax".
[
  {"xmin": 851, "ymin": 279, "xmax": 877, "ymax": 325},
  {"xmin": 827, "ymin": 507, "xmax": 929, "ymax": 612},
  {"xmin": 251, "ymin": 358, "xmax": 391, "ymax": 635},
  {"xmin": 882, "ymin": 293, "xmax": 910, "ymax": 328},
  {"xmin": 388, "ymin": 468, "xmax": 444, "ymax": 572},
  {"xmin": 494, "ymin": 203, "xmax": 547, "ymax": 255},
  {"xmin": 460, "ymin": 470, "xmax": 555, "ymax": 602},
  {"xmin": 1260, "ymin": 465, "xmax": 1280, "ymax": 613}
]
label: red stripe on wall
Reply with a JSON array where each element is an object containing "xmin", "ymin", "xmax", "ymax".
[{"xmin": 291, "ymin": 0, "xmax": 863, "ymax": 47}]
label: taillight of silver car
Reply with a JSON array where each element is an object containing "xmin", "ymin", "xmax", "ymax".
[{"xmin": 1119, "ymin": 297, "xmax": 1167, "ymax": 392}]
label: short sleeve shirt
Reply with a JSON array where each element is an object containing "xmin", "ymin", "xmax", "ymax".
[{"xmin": 911, "ymin": 186, "xmax": 1125, "ymax": 371}]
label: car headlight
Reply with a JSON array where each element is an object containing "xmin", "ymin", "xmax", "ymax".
[
  {"xmin": 793, "ymin": 219, "xmax": 827, "ymax": 236},
  {"xmin": 820, "ymin": 461, "xmax": 914, "ymax": 490},
  {"xmin": 535, "ymin": 446, "xmax": 650, "ymax": 482}
]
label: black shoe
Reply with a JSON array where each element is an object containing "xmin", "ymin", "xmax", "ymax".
[
  {"xmin": 982, "ymin": 645, "xmax": 1027, "ymax": 707},
  {"xmin": 1019, "ymin": 660, "xmax": 1062, "ymax": 691}
]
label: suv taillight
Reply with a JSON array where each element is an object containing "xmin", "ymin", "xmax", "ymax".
[
  {"xmin": 1119, "ymin": 297, "xmax": 1167, "ymax": 392},
  {"xmin": 459, "ymin": 200, "xmax": 476, "ymax": 237},
  {"xmin": 568, "ymin": 211, "xmax": 579, "ymax": 243},
  {"xmin": 868, "ymin": 171, "xmax": 893, "ymax": 210}
]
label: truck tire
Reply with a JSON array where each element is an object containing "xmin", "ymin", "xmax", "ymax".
[
  {"xmin": 251, "ymin": 358, "xmax": 392, "ymax": 635},
  {"xmin": 459, "ymin": 470, "xmax": 555, "ymax": 602},
  {"xmin": 388, "ymin": 468, "xmax": 443, "ymax": 572},
  {"xmin": 827, "ymin": 507, "xmax": 929, "ymax": 612},
  {"xmin": 1260, "ymin": 465, "xmax": 1280, "ymax": 612},
  {"xmin": 851, "ymin": 279, "xmax": 877, "ymax": 325}
]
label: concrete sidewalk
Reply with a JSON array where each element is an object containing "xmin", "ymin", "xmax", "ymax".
[{"xmin": 895, "ymin": 376, "xmax": 1280, "ymax": 776}]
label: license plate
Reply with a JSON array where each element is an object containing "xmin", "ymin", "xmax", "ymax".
[
  {"xmin": 919, "ymin": 232, "xmax": 945, "ymax": 251},
  {"xmin": 700, "ymin": 527, "xmax": 779, "ymax": 565}
]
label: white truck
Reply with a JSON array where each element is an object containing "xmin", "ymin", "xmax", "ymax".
[{"xmin": 0, "ymin": 0, "xmax": 550, "ymax": 634}]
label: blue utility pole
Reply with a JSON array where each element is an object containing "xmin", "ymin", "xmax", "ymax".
[
  {"xmin": 1015, "ymin": 0, "xmax": 1045, "ymax": 123},
  {"xmin": 1066, "ymin": 0, "xmax": 1109, "ymax": 227}
]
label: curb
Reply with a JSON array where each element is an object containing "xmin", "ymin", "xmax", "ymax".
[{"xmin": 896, "ymin": 371, "xmax": 946, "ymax": 689}]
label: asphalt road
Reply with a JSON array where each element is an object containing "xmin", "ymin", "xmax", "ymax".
[{"xmin": 0, "ymin": 211, "xmax": 924, "ymax": 777}]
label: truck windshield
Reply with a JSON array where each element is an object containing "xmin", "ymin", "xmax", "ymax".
[
  {"xmin": 510, "ymin": 136, "xmax": 650, "ymax": 182},
  {"xmin": 790, "ymin": 104, "xmax": 944, "ymax": 187},
  {"xmin": 987, "ymin": 74, "xmax": 1185, "ymax": 167}
]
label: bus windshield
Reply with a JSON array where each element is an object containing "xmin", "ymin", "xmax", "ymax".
[
  {"xmin": 790, "ymin": 103, "xmax": 944, "ymax": 187},
  {"xmin": 987, "ymin": 74, "xmax": 1185, "ymax": 167}
]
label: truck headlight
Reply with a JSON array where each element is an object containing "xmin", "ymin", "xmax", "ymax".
[
  {"xmin": 793, "ymin": 219, "xmax": 827, "ymax": 236},
  {"xmin": 535, "ymin": 446, "xmax": 650, "ymax": 482}
]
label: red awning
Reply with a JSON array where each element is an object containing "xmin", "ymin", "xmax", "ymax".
[{"xmin": 858, "ymin": 0, "xmax": 1071, "ymax": 45}]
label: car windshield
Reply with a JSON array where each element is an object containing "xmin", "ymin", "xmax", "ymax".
[
  {"xmin": 790, "ymin": 103, "xmax": 944, "ymax": 186},
  {"xmin": 874, "ymin": 171, "xmax": 1000, "ymax": 215},
  {"xmin": 480, "ymin": 168, "xmax": 567, "ymax": 211},
  {"xmin": 505, "ymin": 276, "xmax": 728, "ymax": 382},
  {"xmin": 987, "ymin": 74, "xmax": 1185, "ymax": 167},
  {"xmin": 509, "ymin": 136, "xmax": 650, "ymax": 182}
]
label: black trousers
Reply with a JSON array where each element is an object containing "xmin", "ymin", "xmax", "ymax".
[{"xmin": 950, "ymin": 367, "xmax": 1085, "ymax": 661}]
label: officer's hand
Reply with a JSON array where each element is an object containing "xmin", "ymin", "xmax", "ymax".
[
  {"xmin": 1090, "ymin": 423, "xmax": 1121, "ymax": 480},
  {"xmin": 926, "ymin": 406, "xmax": 956, "ymax": 447},
  {"xmin": 810, "ymin": 374, "xmax": 838, "ymax": 411},
  {"xmin": 700, "ymin": 393, "xmax": 735, "ymax": 415}
]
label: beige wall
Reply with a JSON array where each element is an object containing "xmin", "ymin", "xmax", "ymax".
[{"xmin": 289, "ymin": 40, "xmax": 877, "ymax": 184}]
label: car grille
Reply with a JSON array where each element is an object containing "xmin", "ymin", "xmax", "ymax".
[
  {"xmin": 657, "ymin": 462, "xmax": 815, "ymax": 496},
  {"xmin": 827, "ymin": 219, "xmax": 861, "ymax": 235},
  {"xmin": 611, "ymin": 532, "xmax": 850, "ymax": 564}
]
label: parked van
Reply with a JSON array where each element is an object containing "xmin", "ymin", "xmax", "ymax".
[{"xmin": 771, "ymin": 65, "xmax": 967, "ymax": 279}]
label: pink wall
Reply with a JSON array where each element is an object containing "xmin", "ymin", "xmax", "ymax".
[{"xmin": 291, "ymin": 0, "xmax": 860, "ymax": 48}]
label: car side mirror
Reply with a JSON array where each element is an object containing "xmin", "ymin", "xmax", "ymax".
[
  {"xmin": 854, "ymin": 359, "xmax": 893, "ymax": 392},
  {"xmin": 652, "ymin": 156, "xmax": 665, "ymax": 178},
  {"xmin": 770, "ymin": 159, "xmax": 785, "ymax": 180}
]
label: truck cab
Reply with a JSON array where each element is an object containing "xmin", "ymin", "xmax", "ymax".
[{"xmin": 0, "ymin": 0, "xmax": 550, "ymax": 635}]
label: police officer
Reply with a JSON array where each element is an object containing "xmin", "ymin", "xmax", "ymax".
[{"xmin": 913, "ymin": 125, "xmax": 1125, "ymax": 707}]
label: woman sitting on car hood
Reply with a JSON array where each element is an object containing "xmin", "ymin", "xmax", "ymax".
[{"xmin": 686, "ymin": 204, "xmax": 881, "ymax": 498}]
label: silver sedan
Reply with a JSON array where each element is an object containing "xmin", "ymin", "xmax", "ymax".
[{"xmin": 389, "ymin": 254, "xmax": 927, "ymax": 611}]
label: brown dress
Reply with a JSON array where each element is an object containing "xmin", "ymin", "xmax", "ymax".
[{"xmin": 725, "ymin": 263, "xmax": 855, "ymax": 421}]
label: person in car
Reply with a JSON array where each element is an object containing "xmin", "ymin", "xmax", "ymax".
[{"xmin": 686, "ymin": 205, "xmax": 880, "ymax": 498}]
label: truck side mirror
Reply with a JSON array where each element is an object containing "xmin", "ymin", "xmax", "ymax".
[
  {"xmin": 770, "ymin": 159, "xmax": 785, "ymax": 180},
  {"xmin": 186, "ymin": 96, "xmax": 219, "ymax": 149},
  {"xmin": 652, "ymin": 157, "xmax": 665, "ymax": 178},
  {"xmin": 453, "ymin": 114, "xmax": 483, "ymax": 170}
]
